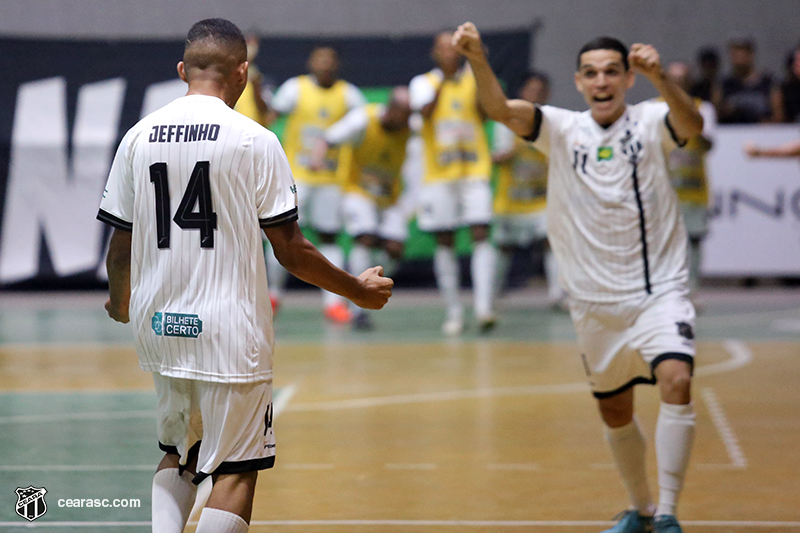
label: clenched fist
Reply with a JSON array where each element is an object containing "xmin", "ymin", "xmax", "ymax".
[
  {"xmin": 352, "ymin": 266, "xmax": 394, "ymax": 310},
  {"xmin": 453, "ymin": 22, "xmax": 485, "ymax": 61},
  {"xmin": 629, "ymin": 43, "xmax": 663, "ymax": 81}
]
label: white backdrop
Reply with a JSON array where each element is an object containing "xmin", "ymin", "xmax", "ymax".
[{"xmin": 704, "ymin": 125, "xmax": 800, "ymax": 276}]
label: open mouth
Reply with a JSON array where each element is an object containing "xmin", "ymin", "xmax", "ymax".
[{"xmin": 593, "ymin": 95, "xmax": 613, "ymax": 103}]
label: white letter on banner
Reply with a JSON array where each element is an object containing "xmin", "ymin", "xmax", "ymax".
[{"xmin": 0, "ymin": 77, "xmax": 126, "ymax": 282}]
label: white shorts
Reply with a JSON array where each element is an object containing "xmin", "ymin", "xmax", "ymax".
[
  {"xmin": 417, "ymin": 178, "xmax": 492, "ymax": 232},
  {"xmin": 569, "ymin": 287, "xmax": 696, "ymax": 399},
  {"xmin": 296, "ymin": 182, "xmax": 342, "ymax": 234},
  {"xmin": 681, "ymin": 204, "xmax": 708, "ymax": 239},
  {"xmin": 342, "ymin": 193, "xmax": 408, "ymax": 242},
  {"xmin": 154, "ymin": 373, "xmax": 275, "ymax": 484},
  {"xmin": 493, "ymin": 211, "xmax": 548, "ymax": 247}
]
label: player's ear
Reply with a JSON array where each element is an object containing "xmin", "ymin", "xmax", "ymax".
[
  {"xmin": 574, "ymin": 71, "xmax": 582, "ymax": 93},
  {"xmin": 177, "ymin": 62, "xmax": 188, "ymax": 83}
]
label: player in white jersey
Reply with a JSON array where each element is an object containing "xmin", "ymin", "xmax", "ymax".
[
  {"xmin": 98, "ymin": 19, "xmax": 393, "ymax": 533},
  {"xmin": 454, "ymin": 23, "xmax": 704, "ymax": 533}
]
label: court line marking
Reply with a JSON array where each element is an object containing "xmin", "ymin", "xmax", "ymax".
[
  {"xmin": 285, "ymin": 339, "xmax": 752, "ymax": 412},
  {"xmin": 2, "ymin": 520, "xmax": 800, "ymax": 528},
  {"xmin": 385, "ymin": 463, "xmax": 437, "ymax": 470},
  {"xmin": 701, "ymin": 387, "xmax": 748, "ymax": 469}
]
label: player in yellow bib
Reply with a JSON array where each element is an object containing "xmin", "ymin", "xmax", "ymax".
[
  {"xmin": 410, "ymin": 31, "xmax": 497, "ymax": 335},
  {"xmin": 270, "ymin": 47, "xmax": 367, "ymax": 322},
  {"xmin": 233, "ymin": 33, "xmax": 272, "ymax": 128},
  {"xmin": 315, "ymin": 88, "xmax": 412, "ymax": 329},
  {"xmin": 492, "ymin": 72, "xmax": 565, "ymax": 309},
  {"xmin": 663, "ymin": 62, "xmax": 716, "ymax": 295}
]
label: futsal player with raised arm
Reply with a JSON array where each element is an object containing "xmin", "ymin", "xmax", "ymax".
[
  {"xmin": 98, "ymin": 19, "xmax": 392, "ymax": 533},
  {"xmin": 410, "ymin": 31, "xmax": 497, "ymax": 335},
  {"xmin": 453, "ymin": 22, "xmax": 703, "ymax": 533}
]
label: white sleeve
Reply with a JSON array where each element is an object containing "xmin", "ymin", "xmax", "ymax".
[
  {"xmin": 344, "ymin": 83, "xmax": 367, "ymax": 111},
  {"xmin": 492, "ymin": 122, "xmax": 517, "ymax": 156},
  {"xmin": 639, "ymin": 100, "xmax": 681, "ymax": 150},
  {"xmin": 97, "ymin": 128, "xmax": 136, "ymax": 231},
  {"xmin": 698, "ymin": 100, "xmax": 717, "ymax": 142},
  {"xmin": 409, "ymin": 74, "xmax": 437, "ymax": 112},
  {"xmin": 256, "ymin": 131, "xmax": 299, "ymax": 228},
  {"xmin": 270, "ymin": 77, "xmax": 300, "ymax": 115},
  {"xmin": 526, "ymin": 105, "xmax": 569, "ymax": 157},
  {"xmin": 324, "ymin": 106, "xmax": 369, "ymax": 146}
]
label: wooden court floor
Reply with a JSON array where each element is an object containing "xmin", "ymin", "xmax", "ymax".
[{"xmin": 0, "ymin": 289, "xmax": 798, "ymax": 532}]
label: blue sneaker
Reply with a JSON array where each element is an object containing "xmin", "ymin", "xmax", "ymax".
[
  {"xmin": 602, "ymin": 510, "xmax": 654, "ymax": 533},
  {"xmin": 653, "ymin": 515, "xmax": 683, "ymax": 533}
]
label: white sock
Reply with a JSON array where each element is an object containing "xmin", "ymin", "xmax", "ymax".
[
  {"xmin": 544, "ymin": 250, "xmax": 564, "ymax": 302},
  {"xmin": 494, "ymin": 249, "xmax": 512, "ymax": 297},
  {"xmin": 688, "ymin": 240, "xmax": 702, "ymax": 292},
  {"xmin": 151, "ymin": 468, "xmax": 198, "ymax": 533},
  {"xmin": 349, "ymin": 244, "xmax": 372, "ymax": 277},
  {"xmin": 656, "ymin": 402, "xmax": 696, "ymax": 517},
  {"xmin": 196, "ymin": 508, "xmax": 249, "ymax": 533},
  {"xmin": 348, "ymin": 243, "xmax": 373, "ymax": 313},
  {"xmin": 471, "ymin": 240, "xmax": 497, "ymax": 319},
  {"xmin": 320, "ymin": 244, "xmax": 345, "ymax": 307},
  {"xmin": 265, "ymin": 244, "xmax": 287, "ymax": 300},
  {"xmin": 373, "ymin": 248, "xmax": 399, "ymax": 277},
  {"xmin": 434, "ymin": 245, "xmax": 462, "ymax": 322},
  {"xmin": 605, "ymin": 419, "xmax": 654, "ymax": 515}
]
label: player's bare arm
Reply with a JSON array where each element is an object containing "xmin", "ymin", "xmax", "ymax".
[
  {"xmin": 453, "ymin": 22, "xmax": 536, "ymax": 138},
  {"xmin": 105, "ymin": 228, "xmax": 132, "ymax": 323},
  {"xmin": 744, "ymin": 139, "xmax": 800, "ymax": 158},
  {"xmin": 629, "ymin": 43, "xmax": 703, "ymax": 141},
  {"xmin": 264, "ymin": 221, "xmax": 393, "ymax": 309}
]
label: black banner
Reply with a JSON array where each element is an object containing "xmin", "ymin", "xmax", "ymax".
[{"xmin": 0, "ymin": 29, "xmax": 532, "ymax": 288}]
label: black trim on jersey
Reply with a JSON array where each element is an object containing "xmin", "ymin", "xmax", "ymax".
[
  {"xmin": 630, "ymin": 161, "xmax": 652, "ymax": 294},
  {"xmin": 664, "ymin": 115, "xmax": 688, "ymax": 147},
  {"xmin": 651, "ymin": 352, "xmax": 695, "ymax": 374},
  {"xmin": 259, "ymin": 207, "xmax": 299, "ymax": 228},
  {"xmin": 593, "ymin": 376, "xmax": 656, "ymax": 399},
  {"xmin": 192, "ymin": 456, "xmax": 275, "ymax": 485},
  {"xmin": 97, "ymin": 209, "xmax": 133, "ymax": 232},
  {"xmin": 158, "ymin": 442, "xmax": 179, "ymax": 456},
  {"xmin": 523, "ymin": 106, "xmax": 543, "ymax": 143}
]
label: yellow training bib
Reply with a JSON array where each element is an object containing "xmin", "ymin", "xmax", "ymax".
[
  {"xmin": 282, "ymin": 76, "xmax": 351, "ymax": 185},
  {"xmin": 420, "ymin": 69, "xmax": 491, "ymax": 183}
]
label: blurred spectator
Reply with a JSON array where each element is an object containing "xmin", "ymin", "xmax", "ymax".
[
  {"xmin": 665, "ymin": 62, "xmax": 716, "ymax": 295},
  {"xmin": 772, "ymin": 46, "xmax": 800, "ymax": 123},
  {"xmin": 234, "ymin": 33, "xmax": 274, "ymax": 127},
  {"xmin": 719, "ymin": 38, "xmax": 774, "ymax": 123},
  {"xmin": 690, "ymin": 47, "xmax": 722, "ymax": 105}
]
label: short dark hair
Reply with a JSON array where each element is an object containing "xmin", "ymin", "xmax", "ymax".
[
  {"xmin": 697, "ymin": 47, "xmax": 720, "ymax": 67},
  {"xmin": 577, "ymin": 37, "xmax": 629, "ymax": 71},
  {"xmin": 185, "ymin": 18, "xmax": 247, "ymax": 62},
  {"xmin": 524, "ymin": 70, "xmax": 550, "ymax": 88}
]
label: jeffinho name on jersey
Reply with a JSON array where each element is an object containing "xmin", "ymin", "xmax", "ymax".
[{"xmin": 148, "ymin": 124, "xmax": 220, "ymax": 143}]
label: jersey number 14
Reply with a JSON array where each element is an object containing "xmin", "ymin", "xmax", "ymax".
[{"xmin": 149, "ymin": 161, "xmax": 217, "ymax": 249}]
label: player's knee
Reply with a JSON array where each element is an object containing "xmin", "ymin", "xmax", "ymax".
[
  {"xmin": 318, "ymin": 232, "xmax": 337, "ymax": 244},
  {"xmin": 471, "ymin": 224, "xmax": 490, "ymax": 242},
  {"xmin": 356, "ymin": 234, "xmax": 376, "ymax": 248},
  {"xmin": 384, "ymin": 240, "xmax": 404, "ymax": 259},
  {"xmin": 435, "ymin": 232, "xmax": 455, "ymax": 247},
  {"xmin": 659, "ymin": 372, "xmax": 692, "ymax": 403}
]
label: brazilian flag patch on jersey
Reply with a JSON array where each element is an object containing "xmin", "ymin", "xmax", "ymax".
[
  {"xmin": 152, "ymin": 312, "xmax": 203, "ymax": 338},
  {"xmin": 598, "ymin": 146, "xmax": 613, "ymax": 161}
]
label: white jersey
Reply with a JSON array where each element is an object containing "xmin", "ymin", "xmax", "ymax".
[
  {"xmin": 98, "ymin": 95, "xmax": 297, "ymax": 383},
  {"xmin": 529, "ymin": 101, "xmax": 688, "ymax": 302}
]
